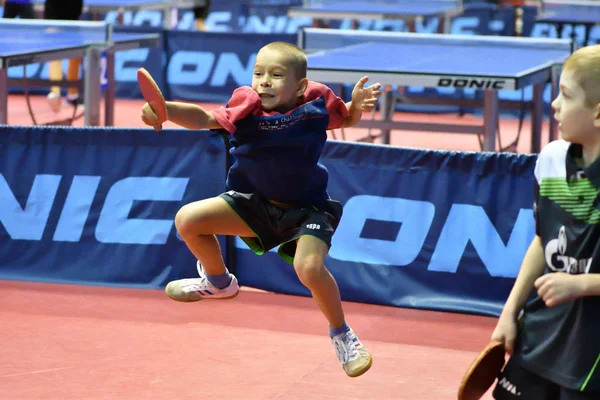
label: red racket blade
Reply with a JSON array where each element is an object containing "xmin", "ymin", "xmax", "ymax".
[
  {"xmin": 457, "ymin": 341, "xmax": 506, "ymax": 400},
  {"xmin": 137, "ymin": 68, "xmax": 167, "ymax": 130}
]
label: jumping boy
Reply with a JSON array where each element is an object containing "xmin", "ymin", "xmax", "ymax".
[
  {"xmin": 141, "ymin": 41, "xmax": 381, "ymax": 377},
  {"xmin": 491, "ymin": 44, "xmax": 600, "ymax": 399}
]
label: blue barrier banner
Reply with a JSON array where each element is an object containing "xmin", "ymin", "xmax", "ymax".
[
  {"xmin": 0, "ymin": 126, "xmax": 542, "ymax": 316},
  {"xmin": 234, "ymin": 141, "xmax": 538, "ymax": 316},
  {"xmin": 0, "ymin": 126, "xmax": 227, "ymax": 288},
  {"xmin": 113, "ymin": 26, "xmax": 166, "ymax": 100}
]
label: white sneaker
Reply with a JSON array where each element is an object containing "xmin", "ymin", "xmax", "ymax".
[
  {"xmin": 47, "ymin": 92, "xmax": 62, "ymax": 113},
  {"xmin": 331, "ymin": 327, "xmax": 373, "ymax": 377},
  {"xmin": 165, "ymin": 262, "xmax": 239, "ymax": 302}
]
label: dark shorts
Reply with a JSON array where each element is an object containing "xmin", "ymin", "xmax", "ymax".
[
  {"xmin": 493, "ymin": 357, "xmax": 598, "ymax": 400},
  {"xmin": 219, "ymin": 191, "xmax": 343, "ymax": 264},
  {"xmin": 44, "ymin": 0, "xmax": 83, "ymax": 20}
]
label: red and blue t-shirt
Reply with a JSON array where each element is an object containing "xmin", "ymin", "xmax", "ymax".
[{"xmin": 211, "ymin": 81, "xmax": 348, "ymax": 206}]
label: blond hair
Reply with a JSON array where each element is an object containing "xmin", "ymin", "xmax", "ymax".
[
  {"xmin": 564, "ymin": 45, "xmax": 600, "ymax": 107},
  {"xmin": 260, "ymin": 41, "xmax": 307, "ymax": 79}
]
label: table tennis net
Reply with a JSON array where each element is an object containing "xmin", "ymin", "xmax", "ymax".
[
  {"xmin": 0, "ymin": 20, "xmax": 109, "ymax": 38},
  {"xmin": 541, "ymin": 0, "xmax": 600, "ymax": 12},
  {"xmin": 299, "ymin": 28, "xmax": 574, "ymax": 54},
  {"xmin": 302, "ymin": 0, "xmax": 461, "ymax": 6}
]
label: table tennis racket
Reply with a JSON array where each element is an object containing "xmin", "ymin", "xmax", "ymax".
[
  {"xmin": 137, "ymin": 68, "xmax": 167, "ymax": 131},
  {"xmin": 457, "ymin": 340, "xmax": 506, "ymax": 400}
]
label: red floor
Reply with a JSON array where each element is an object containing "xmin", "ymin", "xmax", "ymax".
[{"xmin": 0, "ymin": 280, "xmax": 499, "ymax": 399}]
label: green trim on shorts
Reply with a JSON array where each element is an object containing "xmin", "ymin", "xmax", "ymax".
[
  {"xmin": 277, "ymin": 245, "xmax": 295, "ymax": 265},
  {"xmin": 241, "ymin": 237, "xmax": 265, "ymax": 256},
  {"xmin": 220, "ymin": 197, "xmax": 266, "ymax": 256},
  {"xmin": 581, "ymin": 352, "xmax": 600, "ymax": 391}
]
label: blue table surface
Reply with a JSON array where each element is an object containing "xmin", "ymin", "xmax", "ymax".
[
  {"xmin": 537, "ymin": 7, "xmax": 600, "ymax": 25},
  {"xmin": 30, "ymin": 0, "xmax": 171, "ymax": 6},
  {"xmin": 291, "ymin": 2, "xmax": 460, "ymax": 15},
  {"xmin": 307, "ymin": 41, "xmax": 569, "ymax": 77},
  {"xmin": 87, "ymin": 0, "xmax": 161, "ymax": 5},
  {"xmin": 0, "ymin": 28, "xmax": 155, "ymax": 57}
]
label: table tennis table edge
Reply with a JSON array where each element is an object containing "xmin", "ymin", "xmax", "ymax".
[{"xmin": 287, "ymin": 7, "xmax": 462, "ymax": 21}]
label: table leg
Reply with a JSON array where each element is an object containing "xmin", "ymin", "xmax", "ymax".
[
  {"xmin": 164, "ymin": 6, "xmax": 174, "ymax": 29},
  {"xmin": 483, "ymin": 90, "xmax": 498, "ymax": 152},
  {"xmin": 381, "ymin": 87, "xmax": 393, "ymax": 145},
  {"xmin": 0, "ymin": 69, "xmax": 7, "ymax": 125},
  {"xmin": 442, "ymin": 15, "xmax": 451, "ymax": 34},
  {"xmin": 104, "ymin": 52, "xmax": 115, "ymax": 126},
  {"xmin": 557, "ymin": 23, "xmax": 564, "ymax": 40},
  {"xmin": 549, "ymin": 64, "xmax": 561, "ymax": 143},
  {"xmin": 530, "ymin": 82, "xmax": 544, "ymax": 153},
  {"xmin": 584, "ymin": 24, "xmax": 593, "ymax": 46},
  {"xmin": 84, "ymin": 47, "xmax": 102, "ymax": 127}
]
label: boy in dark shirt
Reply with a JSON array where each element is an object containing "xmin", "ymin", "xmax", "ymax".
[
  {"xmin": 141, "ymin": 41, "xmax": 381, "ymax": 378},
  {"xmin": 491, "ymin": 44, "xmax": 600, "ymax": 399}
]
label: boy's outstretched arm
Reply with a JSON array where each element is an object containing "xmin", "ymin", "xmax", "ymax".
[
  {"xmin": 343, "ymin": 76, "xmax": 381, "ymax": 128},
  {"xmin": 141, "ymin": 101, "xmax": 223, "ymax": 130},
  {"xmin": 166, "ymin": 102, "xmax": 223, "ymax": 130}
]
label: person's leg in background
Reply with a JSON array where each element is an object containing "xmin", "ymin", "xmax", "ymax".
[
  {"xmin": 193, "ymin": 0, "xmax": 211, "ymax": 31},
  {"xmin": 18, "ymin": 0, "xmax": 35, "ymax": 19},
  {"xmin": 2, "ymin": 0, "xmax": 36, "ymax": 19},
  {"xmin": 46, "ymin": 61, "xmax": 63, "ymax": 112},
  {"xmin": 44, "ymin": 0, "xmax": 83, "ymax": 112},
  {"xmin": 66, "ymin": 57, "xmax": 82, "ymax": 105},
  {"xmin": 64, "ymin": 0, "xmax": 84, "ymax": 106},
  {"xmin": 47, "ymin": 56, "xmax": 82, "ymax": 112},
  {"xmin": 45, "ymin": 0, "xmax": 62, "ymax": 111},
  {"xmin": 2, "ymin": 0, "xmax": 20, "ymax": 19}
]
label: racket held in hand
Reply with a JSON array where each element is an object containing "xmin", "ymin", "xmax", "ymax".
[
  {"xmin": 457, "ymin": 340, "xmax": 506, "ymax": 400},
  {"xmin": 137, "ymin": 68, "xmax": 167, "ymax": 130}
]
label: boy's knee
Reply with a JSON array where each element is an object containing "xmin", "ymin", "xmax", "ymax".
[
  {"xmin": 174, "ymin": 204, "xmax": 202, "ymax": 238},
  {"xmin": 293, "ymin": 256, "xmax": 326, "ymax": 287}
]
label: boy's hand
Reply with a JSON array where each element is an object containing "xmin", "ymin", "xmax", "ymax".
[
  {"xmin": 351, "ymin": 76, "xmax": 381, "ymax": 111},
  {"xmin": 490, "ymin": 314, "xmax": 519, "ymax": 355},
  {"xmin": 141, "ymin": 102, "xmax": 165, "ymax": 130},
  {"xmin": 534, "ymin": 272, "xmax": 584, "ymax": 307}
]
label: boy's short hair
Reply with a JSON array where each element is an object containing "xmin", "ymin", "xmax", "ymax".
[
  {"xmin": 564, "ymin": 44, "xmax": 600, "ymax": 108},
  {"xmin": 261, "ymin": 41, "xmax": 307, "ymax": 80}
]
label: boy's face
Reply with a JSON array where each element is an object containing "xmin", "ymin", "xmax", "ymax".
[
  {"xmin": 551, "ymin": 68, "xmax": 599, "ymax": 144},
  {"xmin": 252, "ymin": 48, "xmax": 306, "ymax": 113}
]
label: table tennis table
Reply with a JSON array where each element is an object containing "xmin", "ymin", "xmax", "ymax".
[
  {"xmin": 536, "ymin": 0, "xmax": 600, "ymax": 46},
  {"xmin": 0, "ymin": 19, "xmax": 159, "ymax": 126},
  {"xmin": 30, "ymin": 0, "xmax": 207, "ymax": 28},
  {"xmin": 299, "ymin": 28, "xmax": 573, "ymax": 152},
  {"xmin": 288, "ymin": 0, "xmax": 464, "ymax": 33}
]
